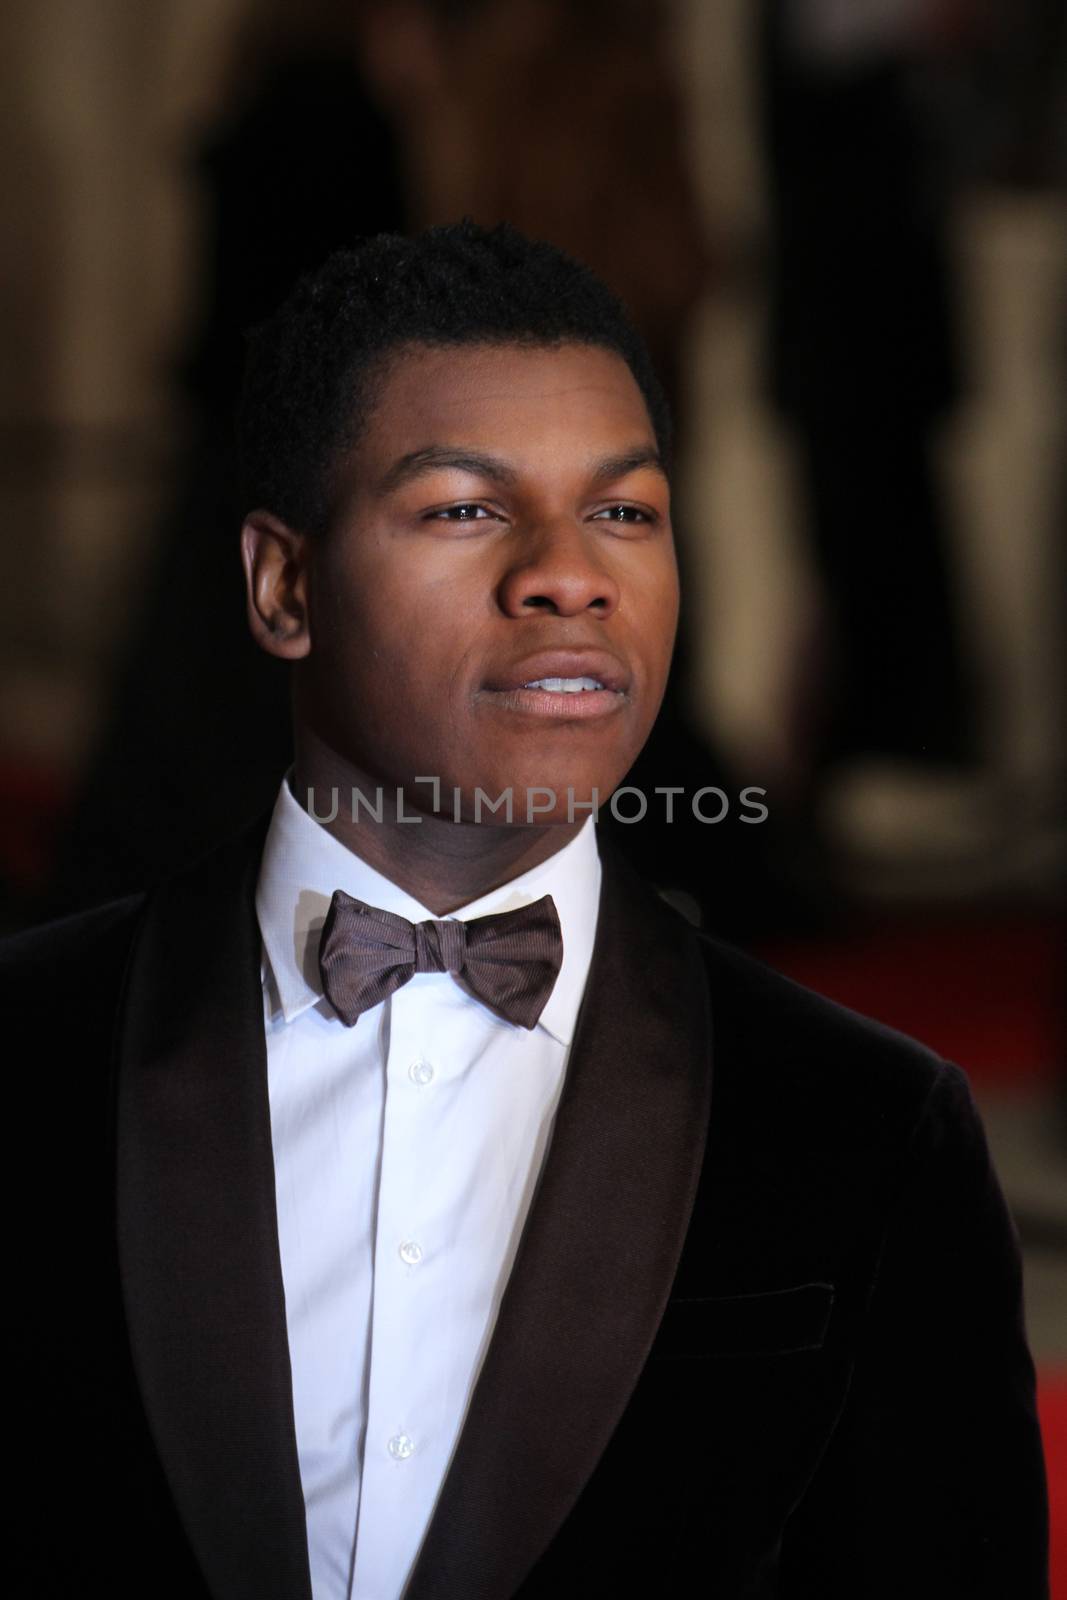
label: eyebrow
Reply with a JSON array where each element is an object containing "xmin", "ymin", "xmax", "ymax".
[
  {"xmin": 589, "ymin": 447, "xmax": 668, "ymax": 485},
  {"xmin": 377, "ymin": 443, "xmax": 668, "ymax": 495},
  {"xmin": 378, "ymin": 447, "xmax": 519, "ymax": 494}
]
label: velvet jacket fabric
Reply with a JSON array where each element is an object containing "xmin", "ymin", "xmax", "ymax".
[{"xmin": 7, "ymin": 816, "xmax": 1048, "ymax": 1599}]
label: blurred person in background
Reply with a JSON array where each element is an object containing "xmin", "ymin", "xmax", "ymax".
[
  {"xmin": 760, "ymin": 0, "xmax": 979, "ymax": 784},
  {"xmin": 43, "ymin": 0, "xmax": 407, "ymax": 920},
  {"xmin": 759, "ymin": 0, "xmax": 1066, "ymax": 877}
]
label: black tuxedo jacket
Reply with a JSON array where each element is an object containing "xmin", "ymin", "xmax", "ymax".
[{"xmin": 6, "ymin": 818, "xmax": 1048, "ymax": 1598}]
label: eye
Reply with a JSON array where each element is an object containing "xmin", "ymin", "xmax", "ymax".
[
  {"xmin": 592, "ymin": 504, "xmax": 655, "ymax": 524},
  {"xmin": 425, "ymin": 502, "xmax": 497, "ymax": 522}
]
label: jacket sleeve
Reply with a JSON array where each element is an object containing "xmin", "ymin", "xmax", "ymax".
[{"xmin": 780, "ymin": 1058, "xmax": 1050, "ymax": 1598}]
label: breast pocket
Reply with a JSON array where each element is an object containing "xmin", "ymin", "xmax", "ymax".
[{"xmin": 652, "ymin": 1281, "xmax": 835, "ymax": 1360}]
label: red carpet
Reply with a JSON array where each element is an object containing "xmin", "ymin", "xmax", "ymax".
[
  {"xmin": 756, "ymin": 911, "xmax": 1063, "ymax": 1091},
  {"xmin": 0, "ymin": 759, "xmax": 70, "ymax": 897},
  {"xmin": 1041, "ymin": 1371, "xmax": 1067, "ymax": 1598}
]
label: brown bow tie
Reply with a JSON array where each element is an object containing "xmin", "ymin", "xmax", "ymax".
[{"xmin": 318, "ymin": 890, "xmax": 564, "ymax": 1031}]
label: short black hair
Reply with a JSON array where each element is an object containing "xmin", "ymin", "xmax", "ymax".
[{"xmin": 238, "ymin": 219, "xmax": 671, "ymax": 533}]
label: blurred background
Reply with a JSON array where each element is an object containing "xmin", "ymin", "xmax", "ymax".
[{"xmin": 1, "ymin": 0, "xmax": 1064, "ymax": 1579}]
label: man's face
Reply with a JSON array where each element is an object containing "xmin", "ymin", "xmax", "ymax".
[{"xmin": 297, "ymin": 340, "xmax": 679, "ymax": 821}]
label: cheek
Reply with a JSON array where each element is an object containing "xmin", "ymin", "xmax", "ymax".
[
  {"xmin": 323, "ymin": 538, "xmax": 479, "ymax": 646},
  {"xmin": 656, "ymin": 547, "xmax": 682, "ymax": 633},
  {"xmin": 314, "ymin": 550, "xmax": 412, "ymax": 674},
  {"xmin": 624, "ymin": 555, "xmax": 680, "ymax": 667},
  {"xmin": 314, "ymin": 568, "xmax": 476, "ymax": 733}
]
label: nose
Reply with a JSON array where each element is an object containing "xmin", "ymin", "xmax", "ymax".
[{"xmin": 496, "ymin": 518, "xmax": 621, "ymax": 619}]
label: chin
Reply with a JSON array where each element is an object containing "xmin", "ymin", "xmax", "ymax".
[{"xmin": 451, "ymin": 762, "xmax": 629, "ymax": 828}]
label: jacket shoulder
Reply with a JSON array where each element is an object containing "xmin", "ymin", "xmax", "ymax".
[
  {"xmin": 0, "ymin": 893, "xmax": 147, "ymax": 1009},
  {"xmin": 695, "ymin": 929, "xmax": 955, "ymax": 1152}
]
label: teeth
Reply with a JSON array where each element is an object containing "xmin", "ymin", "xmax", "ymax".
[{"xmin": 522, "ymin": 676, "xmax": 604, "ymax": 693}]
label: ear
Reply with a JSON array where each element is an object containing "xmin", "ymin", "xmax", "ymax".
[{"xmin": 240, "ymin": 511, "xmax": 312, "ymax": 660}]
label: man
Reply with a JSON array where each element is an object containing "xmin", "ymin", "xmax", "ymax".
[{"xmin": 7, "ymin": 222, "xmax": 1047, "ymax": 1598}]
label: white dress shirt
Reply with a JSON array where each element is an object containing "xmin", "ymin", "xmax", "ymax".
[{"xmin": 255, "ymin": 776, "xmax": 602, "ymax": 1600}]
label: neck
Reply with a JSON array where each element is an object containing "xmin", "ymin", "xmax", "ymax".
[{"xmin": 292, "ymin": 726, "xmax": 585, "ymax": 916}]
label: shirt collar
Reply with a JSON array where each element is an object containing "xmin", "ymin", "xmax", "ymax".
[{"xmin": 255, "ymin": 773, "xmax": 602, "ymax": 1047}]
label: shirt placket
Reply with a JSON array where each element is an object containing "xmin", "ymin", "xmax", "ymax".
[{"xmin": 349, "ymin": 983, "xmax": 459, "ymax": 1599}]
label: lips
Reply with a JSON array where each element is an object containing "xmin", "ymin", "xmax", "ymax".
[
  {"xmin": 482, "ymin": 649, "xmax": 630, "ymax": 696},
  {"xmin": 477, "ymin": 648, "xmax": 631, "ymax": 724}
]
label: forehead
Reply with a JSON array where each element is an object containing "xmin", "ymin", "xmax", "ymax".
[{"xmin": 359, "ymin": 341, "xmax": 657, "ymax": 465}]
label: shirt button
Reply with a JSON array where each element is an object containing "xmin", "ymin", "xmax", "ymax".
[
  {"xmin": 409, "ymin": 1059, "xmax": 435, "ymax": 1085},
  {"xmin": 399, "ymin": 1240, "xmax": 423, "ymax": 1266},
  {"xmin": 387, "ymin": 1433, "xmax": 414, "ymax": 1460}
]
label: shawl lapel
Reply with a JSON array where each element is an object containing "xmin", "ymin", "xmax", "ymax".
[
  {"xmin": 115, "ymin": 815, "xmax": 313, "ymax": 1600},
  {"xmin": 404, "ymin": 842, "xmax": 713, "ymax": 1598}
]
